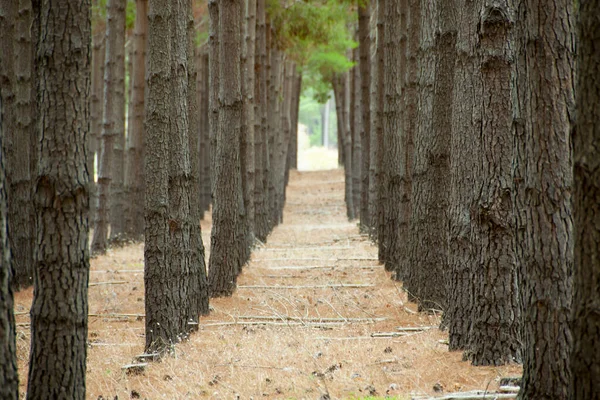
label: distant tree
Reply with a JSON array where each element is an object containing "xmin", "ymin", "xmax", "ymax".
[
  {"xmin": 92, "ymin": 0, "xmax": 126, "ymax": 253},
  {"xmin": 0, "ymin": 72, "xmax": 19, "ymax": 400},
  {"xmin": 27, "ymin": 1, "xmax": 91, "ymax": 397},
  {"xmin": 513, "ymin": 0, "xmax": 575, "ymax": 397},
  {"xmin": 571, "ymin": 0, "xmax": 600, "ymax": 397}
]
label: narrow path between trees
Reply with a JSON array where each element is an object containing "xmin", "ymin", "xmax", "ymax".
[{"xmin": 14, "ymin": 169, "xmax": 520, "ymax": 399}]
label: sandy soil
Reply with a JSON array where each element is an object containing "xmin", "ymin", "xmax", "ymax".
[{"xmin": 14, "ymin": 169, "xmax": 521, "ymax": 399}]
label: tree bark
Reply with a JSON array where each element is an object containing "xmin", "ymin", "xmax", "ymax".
[
  {"xmin": 199, "ymin": 51, "xmax": 212, "ymax": 217},
  {"xmin": 0, "ymin": 53, "xmax": 19, "ymax": 400},
  {"xmin": 513, "ymin": 0, "xmax": 575, "ymax": 398},
  {"xmin": 446, "ymin": 0, "xmax": 481, "ymax": 351},
  {"xmin": 333, "ymin": 75, "xmax": 354, "ymax": 221},
  {"xmin": 358, "ymin": 1, "xmax": 371, "ymax": 233},
  {"xmin": 28, "ymin": 1, "xmax": 91, "ymax": 398},
  {"xmin": 124, "ymin": 0, "xmax": 148, "ymax": 240},
  {"xmin": 208, "ymin": 0, "xmax": 245, "ymax": 297},
  {"xmin": 92, "ymin": 0, "xmax": 126, "ymax": 253},
  {"xmin": 351, "ymin": 49, "xmax": 361, "ymax": 219},
  {"xmin": 468, "ymin": 0, "xmax": 520, "ymax": 366},
  {"xmin": 90, "ymin": 32, "xmax": 105, "ymax": 226},
  {"xmin": 571, "ymin": 1, "xmax": 600, "ymax": 396},
  {"xmin": 371, "ymin": 0, "xmax": 384, "ymax": 242}
]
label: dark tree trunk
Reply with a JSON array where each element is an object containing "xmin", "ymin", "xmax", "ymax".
[
  {"xmin": 92, "ymin": 0, "xmax": 126, "ymax": 253},
  {"xmin": 571, "ymin": 1, "xmax": 600, "ymax": 396},
  {"xmin": 287, "ymin": 73, "xmax": 301, "ymax": 171},
  {"xmin": 267, "ymin": 45, "xmax": 282, "ymax": 228},
  {"xmin": 199, "ymin": 51, "xmax": 212, "ymax": 216},
  {"xmin": 446, "ymin": 0, "xmax": 481, "ymax": 351},
  {"xmin": 124, "ymin": 0, "xmax": 148, "ymax": 240},
  {"xmin": 351, "ymin": 50, "xmax": 361, "ymax": 219},
  {"xmin": 1, "ymin": 0, "xmax": 36, "ymax": 290},
  {"xmin": 254, "ymin": 0, "xmax": 269, "ymax": 241},
  {"xmin": 208, "ymin": 0, "xmax": 219, "ymax": 201},
  {"xmin": 144, "ymin": 0, "xmax": 175, "ymax": 353},
  {"xmin": 380, "ymin": 0, "xmax": 405, "ymax": 273},
  {"xmin": 371, "ymin": 0, "xmax": 384, "ymax": 242},
  {"xmin": 333, "ymin": 75, "xmax": 354, "ymax": 221},
  {"xmin": 90, "ymin": 33, "xmax": 105, "ymax": 226},
  {"xmin": 513, "ymin": 1, "xmax": 575, "ymax": 398},
  {"xmin": 208, "ymin": 0, "xmax": 244, "ymax": 297},
  {"xmin": 468, "ymin": 0, "xmax": 520, "ymax": 366},
  {"xmin": 358, "ymin": 2, "xmax": 371, "ymax": 233},
  {"xmin": 186, "ymin": 0, "xmax": 210, "ymax": 319},
  {"xmin": 28, "ymin": 1, "xmax": 91, "ymax": 398},
  {"xmin": 0, "ymin": 56, "xmax": 19, "ymax": 400}
]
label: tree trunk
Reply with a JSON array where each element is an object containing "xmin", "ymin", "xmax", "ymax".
[
  {"xmin": 351, "ymin": 49, "xmax": 361, "ymax": 219},
  {"xmin": 268, "ymin": 45, "xmax": 282, "ymax": 228},
  {"xmin": 571, "ymin": 1, "xmax": 600, "ymax": 396},
  {"xmin": 28, "ymin": 1, "xmax": 91, "ymax": 398},
  {"xmin": 358, "ymin": 1, "xmax": 371, "ymax": 233},
  {"xmin": 288, "ymin": 73, "xmax": 301, "ymax": 170},
  {"xmin": 209, "ymin": 0, "xmax": 219, "ymax": 202},
  {"xmin": 1, "ymin": 0, "xmax": 36, "ymax": 290},
  {"xmin": 208, "ymin": 0, "xmax": 245, "ymax": 297},
  {"xmin": 92, "ymin": 0, "xmax": 126, "ymax": 253},
  {"xmin": 371, "ymin": 0, "xmax": 384, "ymax": 242},
  {"xmin": 380, "ymin": 0, "xmax": 405, "ymax": 273},
  {"xmin": 187, "ymin": 0, "xmax": 210, "ymax": 319},
  {"xmin": 144, "ymin": 0, "xmax": 175, "ymax": 353},
  {"xmin": 90, "ymin": 33, "xmax": 105, "ymax": 226},
  {"xmin": 254, "ymin": 0, "xmax": 269, "ymax": 241},
  {"xmin": 468, "ymin": 0, "xmax": 520, "ymax": 366},
  {"xmin": 446, "ymin": 0, "xmax": 481, "ymax": 351},
  {"xmin": 333, "ymin": 75, "xmax": 354, "ymax": 221},
  {"xmin": 0, "ymin": 54, "xmax": 19, "ymax": 400},
  {"xmin": 513, "ymin": 1, "xmax": 575, "ymax": 398},
  {"xmin": 199, "ymin": 51, "xmax": 212, "ymax": 216},
  {"xmin": 124, "ymin": 0, "xmax": 148, "ymax": 240}
]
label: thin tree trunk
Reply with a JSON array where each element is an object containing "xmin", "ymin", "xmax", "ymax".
[
  {"xmin": 125, "ymin": 0, "xmax": 148, "ymax": 240},
  {"xmin": 28, "ymin": 1, "xmax": 91, "ymax": 397},
  {"xmin": 208, "ymin": 0, "xmax": 244, "ymax": 296},
  {"xmin": 0, "ymin": 47, "xmax": 19, "ymax": 400},
  {"xmin": 144, "ymin": 0, "xmax": 174, "ymax": 353},
  {"xmin": 351, "ymin": 49, "xmax": 361, "ymax": 219},
  {"xmin": 333, "ymin": 75, "xmax": 354, "ymax": 220},
  {"xmin": 199, "ymin": 51, "xmax": 211, "ymax": 216},
  {"xmin": 571, "ymin": 0, "xmax": 600, "ymax": 396},
  {"xmin": 371, "ymin": 0, "xmax": 384, "ymax": 242},
  {"xmin": 268, "ymin": 46, "xmax": 282, "ymax": 228},
  {"xmin": 468, "ymin": 0, "xmax": 520, "ymax": 366},
  {"xmin": 243, "ymin": 0, "xmax": 257, "ymax": 236},
  {"xmin": 513, "ymin": 1, "xmax": 575, "ymax": 398},
  {"xmin": 358, "ymin": 1, "xmax": 371, "ymax": 233},
  {"xmin": 90, "ymin": 33, "xmax": 105, "ymax": 225},
  {"xmin": 92, "ymin": 0, "xmax": 126, "ymax": 253}
]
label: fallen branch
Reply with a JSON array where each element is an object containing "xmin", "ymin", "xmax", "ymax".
[
  {"xmin": 89, "ymin": 342, "xmax": 139, "ymax": 347},
  {"xmin": 314, "ymin": 336, "xmax": 393, "ymax": 340},
  {"xmin": 396, "ymin": 326, "xmax": 434, "ymax": 332},
  {"xmin": 89, "ymin": 281, "xmax": 128, "ymax": 287},
  {"xmin": 265, "ymin": 265, "xmax": 377, "ymax": 270},
  {"xmin": 254, "ymin": 257, "xmax": 379, "ymax": 262},
  {"xmin": 238, "ymin": 284, "xmax": 374, "ymax": 289},
  {"xmin": 88, "ymin": 313, "xmax": 145, "ymax": 319},
  {"xmin": 370, "ymin": 332, "xmax": 415, "ymax": 338},
  {"xmin": 236, "ymin": 315, "xmax": 386, "ymax": 323},
  {"xmin": 201, "ymin": 320, "xmax": 379, "ymax": 327},
  {"xmin": 412, "ymin": 391, "xmax": 517, "ymax": 400},
  {"xmin": 257, "ymin": 246, "xmax": 352, "ymax": 252},
  {"xmin": 90, "ymin": 270, "xmax": 143, "ymax": 274}
]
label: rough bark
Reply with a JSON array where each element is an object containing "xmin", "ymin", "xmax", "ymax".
[
  {"xmin": 358, "ymin": 2, "xmax": 371, "ymax": 233},
  {"xmin": 208, "ymin": 0, "xmax": 244, "ymax": 297},
  {"xmin": 513, "ymin": 1, "xmax": 575, "ymax": 398},
  {"xmin": 268, "ymin": 46, "xmax": 282, "ymax": 228},
  {"xmin": 90, "ymin": 33, "xmax": 105, "ymax": 225},
  {"xmin": 199, "ymin": 51, "xmax": 212, "ymax": 216},
  {"xmin": 371, "ymin": 0, "xmax": 384, "ymax": 242},
  {"xmin": 28, "ymin": 1, "xmax": 91, "ymax": 397},
  {"xmin": 0, "ymin": 54, "xmax": 19, "ymax": 400},
  {"xmin": 124, "ymin": 0, "xmax": 148, "ymax": 240},
  {"xmin": 144, "ymin": 0, "xmax": 175, "ymax": 353},
  {"xmin": 351, "ymin": 50, "xmax": 361, "ymax": 219},
  {"xmin": 187, "ymin": 0, "xmax": 210, "ymax": 319},
  {"xmin": 1, "ymin": 0, "xmax": 36, "ymax": 290},
  {"xmin": 92, "ymin": 0, "xmax": 126, "ymax": 253},
  {"xmin": 333, "ymin": 75, "xmax": 354, "ymax": 221},
  {"xmin": 571, "ymin": 1, "xmax": 600, "ymax": 396},
  {"xmin": 468, "ymin": 1, "xmax": 520, "ymax": 366},
  {"xmin": 208, "ymin": 0, "xmax": 219, "ymax": 201},
  {"xmin": 446, "ymin": 0, "xmax": 481, "ymax": 351},
  {"xmin": 380, "ymin": 0, "xmax": 405, "ymax": 273}
]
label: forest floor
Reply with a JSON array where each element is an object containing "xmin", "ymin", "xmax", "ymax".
[{"xmin": 14, "ymin": 169, "xmax": 521, "ymax": 399}]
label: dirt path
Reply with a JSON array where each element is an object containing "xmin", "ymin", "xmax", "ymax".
[{"xmin": 14, "ymin": 169, "xmax": 520, "ymax": 399}]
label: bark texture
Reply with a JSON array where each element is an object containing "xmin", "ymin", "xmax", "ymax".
[
  {"xmin": 371, "ymin": 0, "xmax": 384, "ymax": 240},
  {"xmin": 513, "ymin": 0, "xmax": 575, "ymax": 398},
  {"xmin": 28, "ymin": 1, "xmax": 91, "ymax": 397},
  {"xmin": 571, "ymin": 1, "xmax": 600, "ymax": 396},
  {"xmin": 358, "ymin": 2, "xmax": 371, "ymax": 233}
]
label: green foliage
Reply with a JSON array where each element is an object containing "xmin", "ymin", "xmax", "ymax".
[
  {"xmin": 267, "ymin": 0, "xmax": 357, "ymax": 102},
  {"xmin": 299, "ymin": 89, "xmax": 338, "ymax": 148},
  {"xmin": 126, "ymin": 0, "xmax": 136, "ymax": 30},
  {"xmin": 92, "ymin": 0, "xmax": 108, "ymax": 23}
]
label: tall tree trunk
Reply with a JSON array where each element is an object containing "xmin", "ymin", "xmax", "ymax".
[
  {"xmin": 571, "ymin": 0, "xmax": 600, "ymax": 396},
  {"xmin": 333, "ymin": 75, "xmax": 354, "ymax": 220},
  {"xmin": 1, "ymin": 0, "xmax": 36, "ymax": 290},
  {"xmin": 358, "ymin": 1, "xmax": 371, "ymax": 233},
  {"xmin": 446, "ymin": 0, "xmax": 481, "ymax": 350},
  {"xmin": 380, "ymin": 0, "xmax": 405, "ymax": 273},
  {"xmin": 208, "ymin": 0, "xmax": 244, "ymax": 296},
  {"xmin": 243, "ymin": 0, "xmax": 257, "ymax": 236},
  {"xmin": 287, "ymin": 73, "xmax": 301, "ymax": 170},
  {"xmin": 268, "ymin": 45, "xmax": 282, "ymax": 228},
  {"xmin": 92, "ymin": 0, "xmax": 126, "ymax": 253},
  {"xmin": 199, "ymin": 51, "xmax": 212, "ymax": 216},
  {"xmin": 208, "ymin": 0, "xmax": 219, "ymax": 203},
  {"xmin": 254, "ymin": 0, "xmax": 269, "ymax": 241},
  {"xmin": 90, "ymin": 33, "xmax": 105, "ymax": 226},
  {"xmin": 0, "ymin": 51, "xmax": 19, "ymax": 400},
  {"xmin": 187, "ymin": 0, "xmax": 210, "ymax": 319},
  {"xmin": 351, "ymin": 49, "xmax": 361, "ymax": 219},
  {"xmin": 468, "ymin": 0, "xmax": 520, "ymax": 366},
  {"xmin": 513, "ymin": 0, "xmax": 575, "ymax": 398},
  {"xmin": 144, "ymin": 0, "xmax": 174, "ymax": 353},
  {"xmin": 28, "ymin": 1, "xmax": 91, "ymax": 397},
  {"xmin": 125, "ymin": 0, "xmax": 148, "ymax": 240},
  {"xmin": 371, "ymin": 0, "xmax": 384, "ymax": 241}
]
